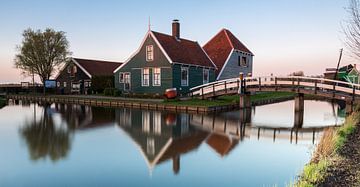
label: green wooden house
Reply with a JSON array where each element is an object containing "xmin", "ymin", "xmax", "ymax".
[
  {"xmin": 113, "ymin": 20, "xmax": 217, "ymax": 95},
  {"xmin": 337, "ymin": 64, "xmax": 360, "ymax": 84}
]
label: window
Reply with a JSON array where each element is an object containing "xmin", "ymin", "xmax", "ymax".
[
  {"xmin": 119, "ymin": 73, "xmax": 124, "ymax": 83},
  {"xmin": 67, "ymin": 66, "xmax": 71, "ymax": 73},
  {"xmin": 84, "ymin": 82, "xmax": 89, "ymax": 87},
  {"xmin": 203, "ymin": 69, "xmax": 209, "ymax": 84},
  {"xmin": 68, "ymin": 65, "xmax": 77, "ymax": 77},
  {"xmin": 153, "ymin": 112, "xmax": 162, "ymax": 135},
  {"xmin": 238, "ymin": 56, "xmax": 247, "ymax": 67},
  {"xmin": 142, "ymin": 68, "xmax": 150, "ymax": 86},
  {"xmin": 57, "ymin": 82, "xmax": 60, "ymax": 87},
  {"xmin": 88, "ymin": 82, "xmax": 92, "ymax": 87},
  {"xmin": 73, "ymin": 66, "xmax": 77, "ymax": 73},
  {"xmin": 142, "ymin": 111, "xmax": 150, "ymax": 133},
  {"xmin": 147, "ymin": 138, "xmax": 155, "ymax": 156},
  {"xmin": 153, "ymin": 68, "xmax": 161, "ymax": 86},
  {"xmin": 124, "ymin": 73, "xmax": 131, "ymax": 90},
  {"xmin": 181, "ymin": 67, "xmax": 189, "ymax": 86},
  {"xmin": 72, "ymin": 83, "xmax": 80, "ymax": 91},
  {"xmin": 146, "ymin": 45, "xmax": 154, "ymax": 61},
  {"xmin": 63, "ymin": 82, "xmax": 67, "ymax": 88}
]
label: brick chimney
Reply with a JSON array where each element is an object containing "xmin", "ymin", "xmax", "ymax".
[{"xmin": 172, "ymin": 19, "xmax": 180, "ymax": 39}]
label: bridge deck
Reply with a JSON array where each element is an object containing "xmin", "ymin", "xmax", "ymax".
[{"xmin": 189, "ymin": 76, "xmax": 360, "ymax": 103}]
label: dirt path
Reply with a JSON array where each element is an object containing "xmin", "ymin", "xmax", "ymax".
[{"xmin": 318, "ymin": 125, "xmax": 360, "ymax": 187}]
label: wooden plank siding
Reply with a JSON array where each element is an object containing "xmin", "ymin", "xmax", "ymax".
[
  {"xmin": 115, "ymin": 33, "xmax": 216, "ymax": 95},
  {"xmin": 114, "ymin": 34, "xmax": 173, "ymax": 95}
]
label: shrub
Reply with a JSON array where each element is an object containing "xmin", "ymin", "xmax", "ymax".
[
  {"xmin": 113, "ymin": 89, "xmax": 122, "ymax": 97},
  {"xmin": 103, "ymin": 88, "xmax": 115, "ymax": 96}
]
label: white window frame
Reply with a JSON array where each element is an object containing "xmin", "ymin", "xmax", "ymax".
[
  {"xmin": 63, "ymin": 82, "xmax": 67, "ymax": 88},
  {"xmin": 142, "ymin": 111, "xmax": 150, "ymax": 133},
  {"xmin": 203, "ymin": 68, "xmax": 210, "ymax": 84},
  {"xmin": 146, "ymin": 45, "xmax": 154, "ymax": 62},
  {"xmin": 147, "ymin": 138, "xmax": 155, "ymax": 156},
  {"xmin": 119, "ymin": 73, "xmax": 124, "ymax": 83},
  {"xmin": 142, "ymin": 68, "xmax": 150, "ymax": 87},
  {"xmin": 181, "ymin": 67, "xmax": 189, "ymax": 86},
  {"xmin": 123, "ymin": 72, "xmax": 131, "ymax": 91},
  {"xmin": 153, "ymin": 112, "xmax": 162, "ymax": 135},
  {"xmin": 152, "ymin": 68, "xmax": 161, "ymax": 86},
  {"xmin": 57, "ymin": 82, "xmax": 60, "ymax": 87}
]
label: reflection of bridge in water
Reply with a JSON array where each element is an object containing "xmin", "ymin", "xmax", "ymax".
[
  {"xmin": 190, "ymin": 108, "xmax": 339, "ymax": 144},
  {"xmin": 114, "ymin": 108, "xmax": 339, "ymax": 175}
]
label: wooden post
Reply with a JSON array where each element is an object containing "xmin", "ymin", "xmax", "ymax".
[
  {"xmin": 294, "ymin": 93, "xmax": 304, "ymax": 128},
  {"xmin": 346, "ymin": 101, "xmax": 353, "ymax": 115},
  {"xmin": 239, "ymin": 93, "xmax": 251, "ymax": 109},
  {"xmin": 353, "ymin": 86, "xmax": 356, "ymax": 103},
  {"xmin": 275, "ymin": 77, "xmax": 278, "ymax": 91},
  {"xmin": 314, "ymin": 81, "xmax": 317, "ymax": 94},
  {"xmin": 297, "ymin": 78, "xmax": 300, "ymax": 92},
  {"xmin": 225, "ymin": 81, "xmax": 227, "ymax": 94},
  {"xmin": 212, "ymin": 84, "xmax": 215, "ymax": 96},
  {"xmin": 259, "ymin": 78, "xmax": 261, "ymax": 91},
  {"xmin": 201, "ymin": 87, "xmax": 204, "ymax": 100},
  {"xmin": 237, "ymin": 79, "xmax": 240, "ymax": 91}
]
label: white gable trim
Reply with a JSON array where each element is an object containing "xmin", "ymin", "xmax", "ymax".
[
  {"xmin": 149, "ymin": 31, "xmax": 173, "ymax": 64},
  {"xmin": 113, "ymin": 32, "xmax": 151, "ymax": 73},
  {"xmin": 72, "ymin": 58, "xmax": 92, "ymax": 78},
  {"xmin": 54, "ymin": 57, "xmax": 92, "ymax": 79},
  {"xmin": 113, "ymin": 31, "xmax": 174, "ymax": 73},
  {"xmin": 216, "ymin": 49, "xmax": 234, "ymax": 80}
]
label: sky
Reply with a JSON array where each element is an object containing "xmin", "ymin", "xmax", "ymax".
[{"xmin": 0, "ymin": 0, "xmax": 356, "ymax": 83}]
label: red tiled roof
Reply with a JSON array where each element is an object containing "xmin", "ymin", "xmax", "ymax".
[
  {"xmin": 203, "ymin": 29, "xmax": 253, "ymax": 75},
  {"xmin": 151, "ymin": 31, "xmax": 216, "ymax": 68},
  {"xmin": 206, "ymin": 133, "xmax": 239, "ymax": 157},
  {"xmin": 74, "ymin": 58, "xmax": 122, "ymax": 77}
]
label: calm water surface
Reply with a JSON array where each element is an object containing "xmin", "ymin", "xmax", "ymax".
[{"xmin": 0, "ymin": 100, "xmax": 345, "ymax": 187}]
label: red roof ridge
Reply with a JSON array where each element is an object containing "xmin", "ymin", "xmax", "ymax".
[
  {"xmin": 223, "ymin": 29, "xmax": 235, "ymax": 49},
  {"xmin": 73, "ymin": 57, "xmax": 122, "ymax": 64},
  {"xmin": 150, "ymin": 30, "xmax": 198, "ymax": 43}
]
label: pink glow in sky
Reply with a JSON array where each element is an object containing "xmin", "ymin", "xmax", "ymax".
[{"xmin": 0, "ymin": 0, "xmax": 357, "ymax": 83}]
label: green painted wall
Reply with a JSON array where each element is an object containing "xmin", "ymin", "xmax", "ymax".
[
  {"xmin": 114, "ymin": 33, "xmax": 173, "ymax": 95},
  {"xmin": 114, "ymin": 32, "xmax": 216, "ymax": 95},
  {"xmin": 172, "ymin": 64, "xmax": 216, "ymax": 94}
]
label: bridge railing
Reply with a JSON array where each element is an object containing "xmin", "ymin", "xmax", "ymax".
[{"xmin": 189, "ymin": 76, "xmax": 360, "ymax": 99}]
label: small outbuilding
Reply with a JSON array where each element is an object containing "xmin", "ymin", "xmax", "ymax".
[{"xmin": 55, "ymin": 58, "xmax": 122, "ymax": 94}]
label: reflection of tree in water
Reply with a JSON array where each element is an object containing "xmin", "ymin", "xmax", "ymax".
[{"xmin": 20, "ymin": 104, "xmax": 71, "ymax": 162}]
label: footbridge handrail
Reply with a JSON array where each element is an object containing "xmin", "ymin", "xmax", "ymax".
[{"xmin": 188, "ymin": 76, "xmax": 360, "ymax": 101}]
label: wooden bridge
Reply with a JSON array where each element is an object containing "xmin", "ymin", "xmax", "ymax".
[{"xmin": 189, "ymin": 76, "xmax": 360, "ymax": 104}]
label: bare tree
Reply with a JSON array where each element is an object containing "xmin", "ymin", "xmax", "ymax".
[
  {"xmin": 344, "ymin": 0, "xmax": 360, "ymax": 59},
  {"xmin": 14, "ymin": 28, "xmax": 71, "ymax": 93}
]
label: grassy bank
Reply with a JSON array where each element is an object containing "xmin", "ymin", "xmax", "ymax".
[
  {"xmin": 296, "ymin": 107, "xmax": 360, "ymax": 187},
  {"xmin": 164, "ymin": 92, "xmax": 295, "ymax": 107}
]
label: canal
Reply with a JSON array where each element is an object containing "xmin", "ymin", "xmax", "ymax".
[{"xmin": 0, "ymin": 100, "xmax": 345, "ymax": 187}]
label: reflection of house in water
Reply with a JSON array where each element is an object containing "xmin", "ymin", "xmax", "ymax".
[
  {"xmin": 54, "ymin": 104, "xmax": 115, "ymax": 130},
  {"xmin": 116, "ymin": 109, "xmax": 208, "ymax": 174}
]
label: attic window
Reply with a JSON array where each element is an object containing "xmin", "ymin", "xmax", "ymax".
[
  {"xmin": 238, "ymin": 56, "xmax": 247, "ymax": 67},
  {"xmin": 146, "ymin": 45, "xmax": 154, "ymax": 61}
]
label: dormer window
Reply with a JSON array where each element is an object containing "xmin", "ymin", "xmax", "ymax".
[{"xmin": 146, "ymin": 45, "xmax": 154, "ymax": 61}]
